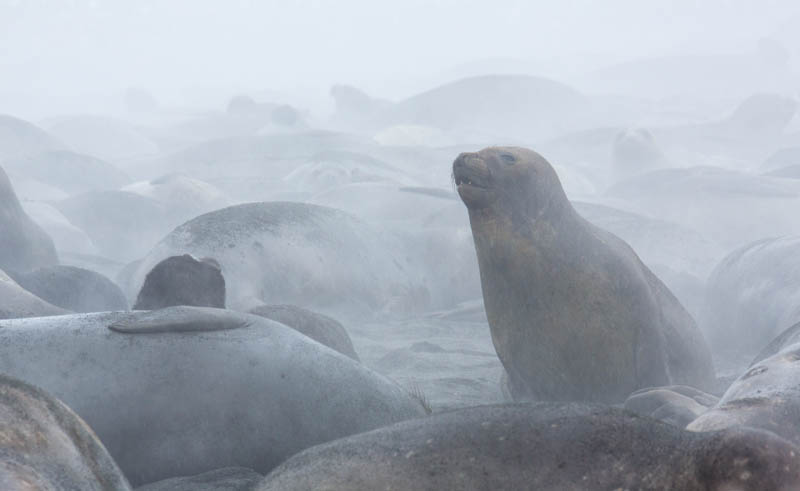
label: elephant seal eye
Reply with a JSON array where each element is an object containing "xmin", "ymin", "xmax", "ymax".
[{"xmin": 500, "ymin": 153, "xmax": 516, "ymax": 164}]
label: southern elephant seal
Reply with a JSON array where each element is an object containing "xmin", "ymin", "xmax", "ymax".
[
  {"xmin": 256, "ymin": 402, "xmax": 800, "ymax": 491},
  {"xmin": 453, "ymin": 146, "xmax": 714, "ymax": 402},
  {"xmin": 0, "ymin": 307, "xmax": 425, "ymax": 486}
]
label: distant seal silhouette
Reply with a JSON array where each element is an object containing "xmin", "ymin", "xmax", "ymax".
[
  {"xmin": 0, "ymin": 373, "xmax": 130, "ymax": 490},
  {"xmin": 8, "ymin": 264, "xmax": 128, "ymax": 313},
  {"xmin": 256, "ymin": 402, "xmax": 800, "ymax": 491},
  {"xmin": 0, "ymin": 307, "xmax": 425, "ymax": 486},
  {"xmin": 0, "ymin": 164, "xmax": 58, "ymax": 272},
  {"xmin": 453, "ymin": 146, "xmax": 714, "ymax": 402},
  {"xmin": 248, "ymin": 304, "xmax": 359, "ymax": 360},
  {"xmin": 0, "ymin": 268, "xmax": 68, "ymax": 319}
]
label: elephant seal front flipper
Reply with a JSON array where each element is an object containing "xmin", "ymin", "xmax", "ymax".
[{"xmin": 108, "ymin": 306, "xmax": 248, "ymax": 333}]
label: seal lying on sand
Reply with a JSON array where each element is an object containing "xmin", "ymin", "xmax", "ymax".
[
  {"xmin": 0, "ymin": 307, "xmax": 425, "ymax": 486},
  {"xmin": 256, "ymin": 402, "xmax": 800, "ymax": 491},
  {"xmin": 453, "ymin": 146, "xmax": 714, "ymax": 402}
]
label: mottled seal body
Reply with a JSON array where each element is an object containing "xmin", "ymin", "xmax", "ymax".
[
  {"xmin": 256, "ymin": 402, "xmax": 800, "ymax": 491},
  {"xmin": 0, "ymin": 307, "xmax": 425, "ymax": 486},
  {"xmin": 0, "ymin": 373, "xmax": 130, "ymax": 490},
  {"xmin": 688, "ymin": 322, "xmax": 800, "ymax": 445},
  {"xmin": 453, "ymin": 147, "xmax": 714, "ymax": 402}
]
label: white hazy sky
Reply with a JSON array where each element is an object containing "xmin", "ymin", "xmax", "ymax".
[{"xmin": 1, "ymin": 0, "xmax": 799, "ymax": 107}]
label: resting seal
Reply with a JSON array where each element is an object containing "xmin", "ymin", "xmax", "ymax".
[
  {"xmin": 453, "ymin": 146, "xmax": 714, "ymax": 402},
  {"xmin": 256, "ymin": 402, "xmax": 800, "ymax": 490},
  {"xmin": 0, "ymin": 307, "xmax": 424, "ymax": 486}
]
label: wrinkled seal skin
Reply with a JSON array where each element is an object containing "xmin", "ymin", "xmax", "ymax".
[
  {"xmin": 0, "ymin": 307, "xmax": 425, "ymax": 486},
  {"xmin": 256, "ymin": 402, "xmax": 800, "ymax": 491},
  {"xmin": 453, "ymin": 147, "xmax": 714, "ymax": 402},
  {"xmin": 0, "ymin": 373, "xmax": 131, "ymax": 491},
  {"xmin": 688, "ymin": 322, "xmax": 800, "ymax": 445}
]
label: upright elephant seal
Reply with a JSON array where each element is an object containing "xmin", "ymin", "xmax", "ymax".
[
  {"xmin": 0, "ymin": 307, "xmax": 425, "ymax": 486},
  {"xmin": 0, "ymin": 373, "xmax": 131, "ymax": 490},
  {"xmin": 453, "ymin": 147, "xmax": 714, "ymax": 402},
  {"xmin": 256, "ymin": 402, "xmax": 800, "ymax": 491}
]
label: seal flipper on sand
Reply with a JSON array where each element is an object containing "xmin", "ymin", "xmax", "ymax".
[{"xmin": 108, "ymin": 306, "xmax": 248, "ymax": 333}]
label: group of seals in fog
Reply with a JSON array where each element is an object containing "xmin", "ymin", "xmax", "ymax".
[
  {"xmin": 0, "ymin": 306, "xmax": 425, "ymax": 486},
  {"xmin": 4, "ymin": 140, "xmax": 796, "ymax": 490},
  {"xmin": 453, "ymin": 146, "xmax": 715, "ymax": 402}
]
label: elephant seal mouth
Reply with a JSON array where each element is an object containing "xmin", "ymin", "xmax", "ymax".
[{"xmin": 453, "ymin": 153, "xmax": 492, "ymax": 208}]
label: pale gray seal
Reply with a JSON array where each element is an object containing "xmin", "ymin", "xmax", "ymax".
[{"xmin": 0, "ymin": 307, "xmax": 425, "ymax": 486}]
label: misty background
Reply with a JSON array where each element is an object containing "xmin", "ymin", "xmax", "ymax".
[{"xmin": 3, "ymin": 0, "xmax": 799, "ymax": 120}]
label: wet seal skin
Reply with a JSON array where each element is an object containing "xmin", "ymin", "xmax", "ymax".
[
  {"xmin": 453, "ymin": 146, "xmax": 715, "ymax": 403},
  {"xmin": 256, "ymin": 402, "xmax": 800, "ymax": 491}
]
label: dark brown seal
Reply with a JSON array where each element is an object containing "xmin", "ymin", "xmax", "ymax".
[{"xmin": 453, "ymin": 146, "xmax": 714, "ymax": 402}]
